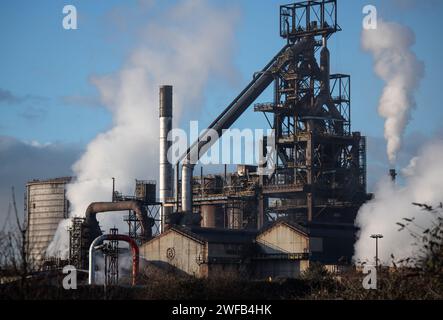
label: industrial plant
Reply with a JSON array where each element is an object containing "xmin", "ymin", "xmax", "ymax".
[{"xmin": 24, "ymin": 0, "xmax": 371, "ymax": 284}]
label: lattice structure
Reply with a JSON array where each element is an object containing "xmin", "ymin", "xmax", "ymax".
[
  {"xmin": 124, "ymin": 206, "xmax": 161, "ymax": 245},
  {"xmin": 103, "ymin": 228, "xmax": 119, "ymax": 286},
  {"xmin": 69, "ymin": 217, "xmax": 86, "ymax": 270},
  {"xmin": 280, "ymin": 0, "xmax": 340, "ymax": 43},
  {"xmin": 125, "ymin": 210, "xmax": 143, "ymax": 246},
  {"xmin": 146, "ymin": 204, "xmax": 161, "ymax": 236},
  {"xmin": 171, "ymin": 0, "xmax": 368, "ymax": 233},
  {"xmin": 255, "ymin": 0, "xmax": 367, "ymax": 225}
]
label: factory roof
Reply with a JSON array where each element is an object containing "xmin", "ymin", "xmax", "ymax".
[
  {"xmin": 259, "ymin": 219, "xmax": 309, "ymax": 237},
  {"xmin": 190, "ymin": 226, "xmax": 257, "ymax": 244},
  {"xmin": 27, "ymin": 176, "xmax": 73, "ymax": 186},
  {"xmin": 168, "ymin": 225, "xmax": 257, "ymax": 245},
  {"xmin": 259, "ymin": 219, "xmax": 358, "ymax": 237}
]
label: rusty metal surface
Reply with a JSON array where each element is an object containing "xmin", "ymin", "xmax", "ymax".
[{"xmin": 85, "ymin": 201, "xmax": 152, "ymax": 239}]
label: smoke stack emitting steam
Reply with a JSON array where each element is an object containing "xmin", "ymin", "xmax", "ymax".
[
  {"xmin": 362, "ymin": 19, "xmax": 424, "ymax": 164},
  {"xmin": 47, "ymin": 0, "xmax": 239, "ymax": 258},
  {"xmin": 354, "ymin": 141, "xmax": 443, "ymax": 264},
  {"xmin": 389, "ymin": 169, "xmax": 397, "ymax": 183},
  {"xmin": 353, "ymin": 19, "xmax": 443, "ymax": 265}
]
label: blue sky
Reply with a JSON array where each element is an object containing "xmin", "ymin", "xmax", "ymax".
[{"xmin": 0, "ymin": 0, "xmax": 442, "ymax": 182}]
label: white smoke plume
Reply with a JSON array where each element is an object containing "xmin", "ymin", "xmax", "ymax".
[
  {"xmin": 47, "ymin": 0, "xmax": 239, "ymax": 258},
  {"xmin": 354, "ymin": 140, "xmax": 443, "ymax": 264},
  {"xmin": 362, "ymin": 20, "xmax": 424, "ymax": 164}
]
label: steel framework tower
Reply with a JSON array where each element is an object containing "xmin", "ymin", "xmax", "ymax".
[
  {"xmin": 69, "ymin": 217, "xmax": 86, "ymax": 269},
  {"xmin": 173, "ymin": 0, "xmax": 368, "ymax": 233},
  {"xmin": 103, "ymin": 228, "xmax": 119, "ymax": 286},
  {"xmin": 255, "ymin": 0, "xmax": 367, "ymax": 226}
]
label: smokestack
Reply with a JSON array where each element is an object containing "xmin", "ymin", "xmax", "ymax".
[
  {"xmin": 181, "ymin": 161, "xmax": 193, "ymax": 213},
  {"xmin": 159, "ymin": 85, "xmax": 173, "ymax": 231},
  {"xmin": 389, "ymin": 169, "xmax": 397, "ymax": 183}
]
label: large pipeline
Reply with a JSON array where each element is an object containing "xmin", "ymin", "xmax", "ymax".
[
  {"xmin": 88, "ymin": 234, "xmax": 139, "ymax": 286},
  {"xmin": 180, "ymin": 38, "xmax": 311, "ymax": 212},
  {"xmin": 84, "ymin": 201, "xmax": 152, "ymax": 239}
]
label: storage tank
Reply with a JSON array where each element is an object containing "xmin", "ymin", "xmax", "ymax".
[
  {"xmin": 201, "ymin": 205, "xmax": 224, "ymax": 228},
  {"xmin": 25, "ymin": 177, "xmax": 72, "ymax": 268}
]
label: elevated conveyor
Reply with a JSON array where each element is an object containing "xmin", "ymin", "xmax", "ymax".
[{"xmin": 180, "ymin": 38, "xmax": 312, "ymax": 211}]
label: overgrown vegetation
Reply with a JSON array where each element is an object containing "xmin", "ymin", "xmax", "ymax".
[{"xmin": 0, "ymin": 187, "xmax": 37, "ymax": 299}]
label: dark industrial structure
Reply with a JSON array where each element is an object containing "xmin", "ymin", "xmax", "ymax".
[
  {"xmin": 68, "ymin": 180, "xmax": 160, "ymax": 270},
  {"xmin": 153, "ymin": 0, "xmax": 369, "ymax": 276},
  {"xmin": 29, "ymin": 1, "xmax": 370, "ymax": 281}
]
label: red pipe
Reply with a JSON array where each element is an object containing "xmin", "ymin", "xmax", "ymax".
[
  {"xmin": 107, "ymin": 235, "xmax": 139, "ymax": 286},
  {"xmin": 89, "ymin": 234, "xmax": 139, "ymax": 286}
]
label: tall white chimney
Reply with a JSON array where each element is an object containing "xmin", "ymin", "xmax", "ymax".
[{"xmin": 159, "ymin": 85, "xmax": 173, "ymax": 232}]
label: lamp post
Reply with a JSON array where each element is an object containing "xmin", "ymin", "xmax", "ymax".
[{"xmin": 370, "ymin": 234, "xmax": 383, "ymax": 269}]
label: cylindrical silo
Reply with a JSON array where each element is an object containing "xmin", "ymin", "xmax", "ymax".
[
  {"xmin": 201, "ymin": 205, "xmax": 224, "ymax": 228},
  {"xmin": 25, "ymin": 177, "xmax": 72, "ymax": 268}
]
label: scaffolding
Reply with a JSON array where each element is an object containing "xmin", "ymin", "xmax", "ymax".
[
  {"xmin": 116, "ymin": 180, "xmax": 162, "ymax": 244},
  {"xmin": 164, "ymin": 0, "xmax": 368, "ymax": 237},
  {"xmin": 103, "ymin": 228, "xmax": 119, "ymax": 286},
  {"xmin": 69, "ymin": 217, "xmax": 86, "ymax": 270},
  {"xmin": 250, "ymin": 0, "xmax": 367, "ymax": 225},
  {"xmin": 280, "ymin": 0, "xmax": 340, "ymax": 43}
]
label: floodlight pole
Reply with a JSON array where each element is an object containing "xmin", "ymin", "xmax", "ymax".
[{"xmin": 370, "ymin": 234, "xmax": 383, "ymax": 270}]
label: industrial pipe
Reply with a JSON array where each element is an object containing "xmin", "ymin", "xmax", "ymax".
[
  {"xmin": 89, "ymin": 234, "xmax": 139, "ymax": 286},
  {"xmin": 159, "ymin": 85, "xmax": 174, "ymax": 231},
  {"xmin": 85, "ymin": 201, "xmax": 152, "ymax": 239},
  {"xmin": 181, "ymin": 160, "xmax": 194, "ymax": 212}
]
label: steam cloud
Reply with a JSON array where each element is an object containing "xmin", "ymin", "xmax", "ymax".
[
  {"xmin": 354, "ymin": 140, "xmax": 443, "ymax": 264},
  {"xmin": 354, "ymin": 20, "xmax": 438, "ymax": 265},
  {"xmin": 362, "ymin": 20, "xmax": 424, "ymax": 163},
  {"xmin": 47, "ymin": 0, "xmax": 239, "ymax": 258}
]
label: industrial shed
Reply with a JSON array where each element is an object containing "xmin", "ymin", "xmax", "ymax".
[
  {"xmin": 140, "ymin": 226, "xmax": 256, "ymax": 278},
  {"xmin": 254, "ymin": 220, "xmax": 356, "ymax": 278},
  {"xmin": 140, "ymin": 219, "xmax": 354, "ymax": 279},
  {"xmin": 253, "ymin": 220, "xmax": 312, "ymax": 279}
]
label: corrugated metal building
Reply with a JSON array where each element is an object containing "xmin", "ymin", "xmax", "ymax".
[
  {"xmin": 140, "ymin": 219, "xmax": 355, "ymax": 279},
  {"xmin": 25, "ymin": 177, "xmax": 72, "ymax": 267},
  {"xmin": 140, "ymin": 226, "xmax": 256, "ymax": 278},
  {"xmin": 253, "ymin": 220, "xmax": 311, "ymax": 279}
]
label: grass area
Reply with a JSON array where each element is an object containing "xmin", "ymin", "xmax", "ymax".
[{"xmin": 0, "ymin": 265, "xmax": 441, "ymax": 300}]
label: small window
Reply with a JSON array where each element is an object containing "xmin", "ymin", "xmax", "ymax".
[{"xmin": 33, "ymin": 203, "xmax": 36, "ymax": 209}]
